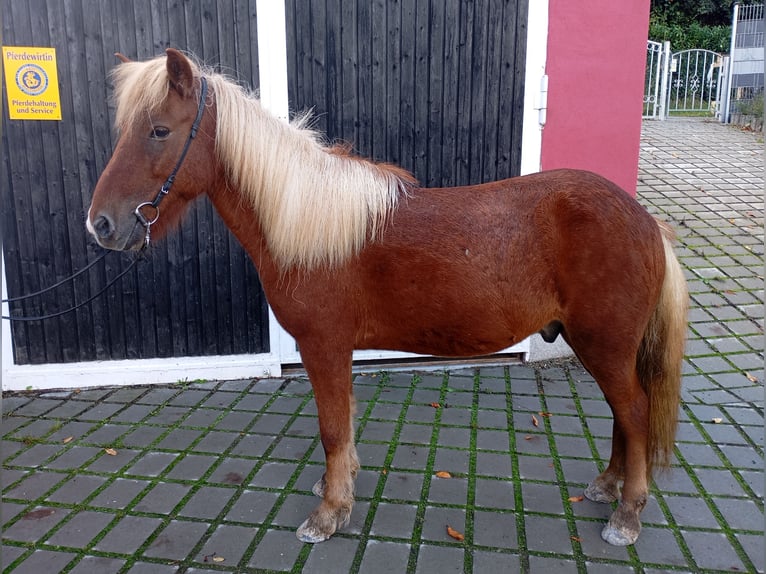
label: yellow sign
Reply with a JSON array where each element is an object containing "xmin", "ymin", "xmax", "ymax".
[{"xmin": 3, "ymin": 46, "xmax": 62, "ymax": 120}]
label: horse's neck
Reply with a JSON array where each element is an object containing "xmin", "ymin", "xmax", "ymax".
[{"xmin": 206, "ymin": 181, "xmax": 281, "ymax": 284}]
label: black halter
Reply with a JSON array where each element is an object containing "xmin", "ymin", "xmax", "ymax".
[{"xmin": 134, "ymin": 76, "xmax": 208, "ymax": 246}]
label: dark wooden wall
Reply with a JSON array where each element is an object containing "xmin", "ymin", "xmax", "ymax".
[
  {"xmin": 285, "ymin": 0, "xmax": 528, "ymax": 187},
  {"xmin": 2, "ymin": 0, "xmax": 528, "ymax": 366},
  {"xmin": 1, "ymin": 0, "xmax": 269, "ymax": 365}
]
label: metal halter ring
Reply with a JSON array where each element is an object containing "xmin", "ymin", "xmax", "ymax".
[{"xmin": 134, "ymin": 201, "xmax": 160, "ymax": 227}]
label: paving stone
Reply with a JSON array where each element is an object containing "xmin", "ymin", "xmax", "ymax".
[
  {"xmin": 303, "ymin": 537, "xmax": 358, "ymax": 573},
  {"xmin": 433, "ymin": 447, "xmax": 470, "ymax": 475},
  {"xmin": 475, "ymin": 451, "xmax": 513, "ymax": 478},
  {"xmin": 195, "ymin": 523, "xmax": 256, "ymax": 567},
  {"xmin": 359, "ymin": 540, "xmax": 411, "ymax": 574},
  {"xmin": 192, "ymin": 430, "xmax": 241, "ymax": 453},
  {"xmin": 2, "ymin": 502, "xmax": 27, "ymax": 525},
  {"xmin": 88, "ymin": 478, "xmax": 150, "ymax": 509},
  {"xmin": 369, "ymin": 502, "xmax": 417, "ymax": 538},
  {"xmin": 382, "ymin": 471, "xmax": 425, "ymax": 501},
  {"xmin": 472, "ymin": 550, "xmax": 521, "ymax": 573},
  {"xmin": 47, "ymin": 510, "xmax": 115, "ymax": 547},
  {"xmin": 420, "ymin": 506, "xmax": 466, "ymax": 542},
  {"xmin": 46, "ymin": 474, "xmax": 108, "ymax": 504},
  {"xmin": 663, "ymin": 495, "xmax": 720, "ymax": 529},
  {"xmin": 247, "ymin": 529, "xmax": 305, "ymax": 570},
  {"xmin": 3, "ymin": 506, "xmax": 70, "ymax": 542},
  {"xmin": 682, "ymin": 530, "xmax": 746, "ymax": 571},
  {"xmin": 9, "ymin": 444, "xmax": 65, "ymax": 468},
  {"xmin": 121, "ymin": 425, "xmax": 166, "ymax": 447},
  {"xmin": 270, "ymin": 436, "xmax": 314, "ymax": 461},
  {"xmin": 207, "ymin": 457, "xmax": 258, "ymax": 486},
  {"xmin": 521, "ymin": 482, "xmax": 566, "ymax": 515},
  {"xmin": 133, "ymin": 481, "xmax": 192, "ymax": 515},
  {"xmin": 93, "ymin": 515, "xmax": 163, "ymax": 554},
  {"xmin": 107, "ymin": 404, "xmax": 155, "ymax": 424},
  {"xmin": 0, "ymin": 545, "xmax": 27, "ymax": 569},
  {"xmin": 144, "ymin": 405, "xmax": 189, "ymax": 426},
  {"xmin": 144, "ymin": 520, "xmax": 209, "ymax": 560},
  {"xmin": 737, "ymin": 532, "xmax": 765, "ymax": 573},
  {"xmin": 226, "ymin": 489, "xmax": 279, "ymax": 524},
  {"xmin": 165, "ymin": 454, "xmax": 217, "ymax": 481},
  {"xmin": 8, "ymin": 549, "xmax": 77, "ymax": 574},
  {"xmin": 155, "ymin": 428, "xmax": 203, "ymax": 450},
  {"xmin": 46, "ymin": 446, "xmax": 103, "ymax": 470},
  {"xmin": 75, "ymin": 402, "xmax": 125, "ymax": 421},
  {"xmin": 68, "ymin": 556, "xmax": 126, "ymax": 574},
  {"xmin": 179, "ymin": 485, "xmax": 236, "ymax": 520},
  {"xmin": 415, "ymin": 544, "xmax": 465, "ymax": 574},
  {"xmin": 4, "ymin": 470, "xmax": 68, "ymax": 501},
  {"xmin": 473, "ymin": 510, "xmax": 517, "ymax": 548}
]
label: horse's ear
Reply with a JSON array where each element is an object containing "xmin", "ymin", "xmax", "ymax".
[
  {"xmin": 165, "ymin": 48, "xmax": 195, "ymax": 99},
  {"xmin": 115, "ymin": 53, "xmax": 131, "ymax": 64}
]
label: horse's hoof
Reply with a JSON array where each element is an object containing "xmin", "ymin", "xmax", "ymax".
[
  {"xmin": 601, "ymin": 522, "xmax": 639, "ymax": 546},
  {"xmin": 312, "ymin": 477, "xmax": 326, "ymax": 498},
  {"xmin": 584, "ymin": 481, "xmax": 618, "ymax": 504},
  {"xmin": 296, "ymin": 518, "xmax": 333, "ymax": 544}
]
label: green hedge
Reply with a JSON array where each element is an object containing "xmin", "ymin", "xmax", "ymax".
[{"xmin": 649, "ymin": 20, "xmax": 732, "ymax": 52}]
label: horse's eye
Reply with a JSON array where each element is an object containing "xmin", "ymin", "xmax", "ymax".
[{"xmin": 150, "ymin": 127, "xmax": 170, "ymax": 139}]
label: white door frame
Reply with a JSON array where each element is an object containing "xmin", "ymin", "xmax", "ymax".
[{"xmin": 1, "ymin": 0, "xmax": 546, "ymax": 391}]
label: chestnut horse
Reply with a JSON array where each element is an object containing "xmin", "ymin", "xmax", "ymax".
[{"xmin": 87, "ymin": 50, "xmax": 687, "ymax": 546}]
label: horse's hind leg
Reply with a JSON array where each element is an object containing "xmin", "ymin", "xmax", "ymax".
[
  {"xmin": 568, "ymin": 336, "xmax": 650, "ymax": 546},
  {"xmin": 584, "ymin": 421, "xmax": 624, "ymax": 503},
  {"xmin": 296, "ymin": 349, "xmax": 359, "ymax": 543}
]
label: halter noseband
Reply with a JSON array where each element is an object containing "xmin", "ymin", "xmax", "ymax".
[{"xmin": 134, "ymin": 76, "xmax": 208, "ymax": 246}]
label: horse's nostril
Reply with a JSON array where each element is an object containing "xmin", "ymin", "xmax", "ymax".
[{"xmin": 92, "ymin": 214, "xmax": 115, "ymax": 240}]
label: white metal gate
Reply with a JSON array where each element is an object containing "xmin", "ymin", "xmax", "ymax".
[
  {"xmin": 644, "ymin": 40, "xmax": 670, "ymax": 119},
  {"xmin": 667, "ymin": 49, "xmax": 723, "ymax": 114}
]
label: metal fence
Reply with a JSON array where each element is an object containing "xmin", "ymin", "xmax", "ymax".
[
  {"xmin": 644, "ymin": 3, "xmax": 763, "ymax": 124},
  {"xmin": 721, "ymin": 3, "xmax": 764, "ymax": 121}
]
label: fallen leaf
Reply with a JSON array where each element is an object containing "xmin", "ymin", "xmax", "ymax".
[
  {"xmin": 446, "ymin": 525, "xmax": 465, "ymax": 541},
  {"xmin": 538, "ymin": 411, "xmax": 553, "ymax": 418},
  {"xmin": 746, "ymin": 373, "xmax": 758, "ymax": 383},
  {"xmin": 430, "ymin": 402, "xmax": 441, "ymax": 409},
  {"xmin": 63, "ymin": 436, "xmax": 74, "ymax": 444},
  {"xmin": 571, "ymin": 536, "xmax": 582, "ymax": 543},
  {"xmin": 711, "ymin": 418, "xmax": 723, "ymax": 424},
  {"xmin": 435, "ymin": 471, "xmax": 452, "ymax": 479},
  {"xmin": 531, "ymin": 415, "xmax": 539, "ymax": 427},
  {"xmin": 382, "ymin": 468, "xmax": 388, "ymax": 475},
  {"xmin": 104, "ymin": 448, "xmax": 117, "ymax": 456},
  {"xmin": 568, "ymin": 495, "xmax": 584, "ymax": 503},
  {"xmin": 524, "ymin": 435, "xmax": 533, "ymax": 440},
  {"xmin": 212, "ymin": 556, "xmax": 225, "ymax": 563}
]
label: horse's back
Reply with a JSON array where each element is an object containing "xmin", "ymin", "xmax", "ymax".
[{"xmin": 348, "ymin": 169, "xmax": 662, "ymax": 354}]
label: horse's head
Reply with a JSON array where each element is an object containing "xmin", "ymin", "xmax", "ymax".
[{"xmin": 87, "ymin": 49, "xmax": 214, "ymax": 251}]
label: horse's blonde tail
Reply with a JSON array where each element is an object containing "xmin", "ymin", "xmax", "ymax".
[{"xmin": 637, "ymin": 220, "xmax": 688, "ymax": 476}]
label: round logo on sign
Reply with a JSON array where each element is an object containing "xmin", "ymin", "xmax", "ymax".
[{"xmin": 16, "ymin": 64, "xmax": 48, "ymax": 96}]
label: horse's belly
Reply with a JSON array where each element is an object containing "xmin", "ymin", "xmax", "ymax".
[{"xmin": 358, "ymin": 304, "xmax": 537, "ymax": 357}]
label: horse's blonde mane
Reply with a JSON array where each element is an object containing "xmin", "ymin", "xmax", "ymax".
[{"xmin": 111, "ymin": 53, "xmax": 416, "ymax": 270}]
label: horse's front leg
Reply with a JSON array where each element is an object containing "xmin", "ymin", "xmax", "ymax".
[{"xmin": 296, "ymin": 348, "xmax": 359, "ymax": 543}]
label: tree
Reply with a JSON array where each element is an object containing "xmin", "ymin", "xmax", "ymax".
[{"xmin": 650, "ymin": 0, "xmax": 758, "ymax": 27}]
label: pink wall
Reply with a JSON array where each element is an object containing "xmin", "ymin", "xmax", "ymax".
[{"xmin": 542, "ymin": 1, "xmax": 650, "ymax": 196}]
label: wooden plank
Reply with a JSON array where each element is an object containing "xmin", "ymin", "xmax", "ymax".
[
  {"xmin": 467, "ymin": 0, "xmax": 489, "ymax": 186},
  {"xmin": 439, "ymin": 0, "xmax": 459, "ymax": 187},
  {"xmin": 481, "ymin": 0, "xmax": 505, "ymax": 183},
  {"xmin": 385, "ymin": 0, "xmax": 401, "ymax": 164},
  {"xmin": 411, "ymin": 0, "xmax": 430, "ymax": 182},
  {"xmin": 339, "ymin": 0, "xmax": 357, "ymax": 145},
  {"xmin": 356, "ymin": 0, "xmax": 372, "ymax": 154},
  {"xmin": 398, "ymin": 0, "xmax": 415, "ymax": 176},
  {"xmin": 370, "ymin": 0, "xmax": 386, "ymax": 159},
  {"xmin": 510, "ymin": 0, "xmax": 528, "ymax": 175},
  {"xmin": 426, "ymin": 0, "xmax": 445, "ymax": 187}
]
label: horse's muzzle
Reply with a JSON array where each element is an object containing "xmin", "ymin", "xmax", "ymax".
[{"xmin": 86, "ymin": 209, "xmax": 144, "ymax": 251}]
